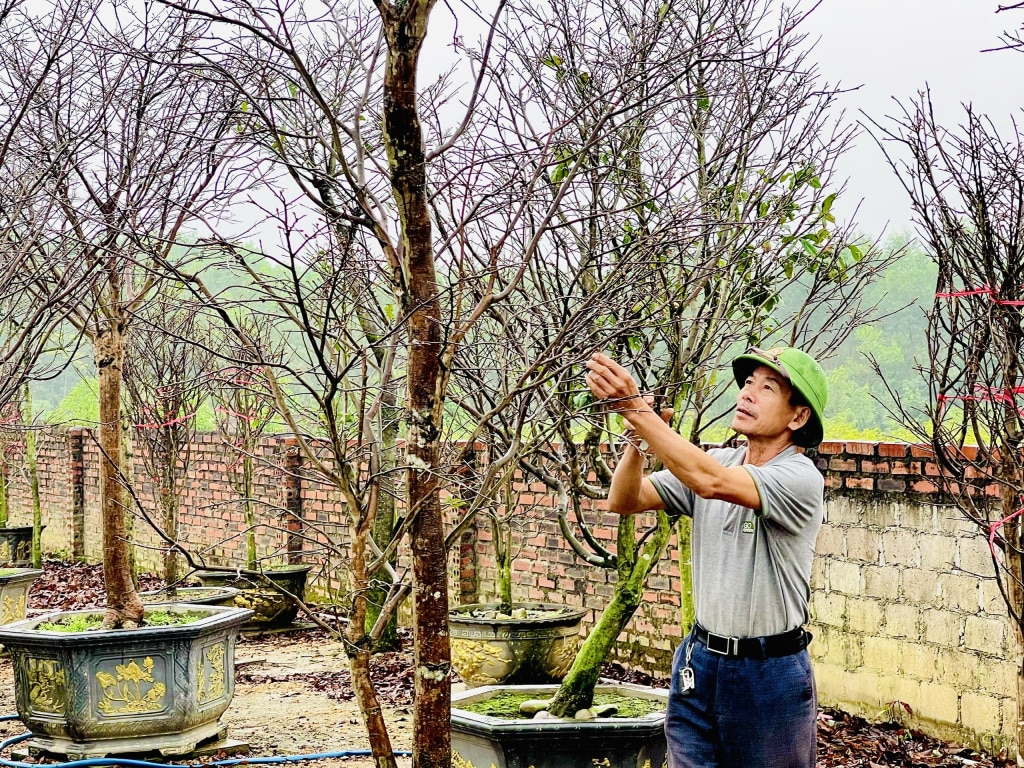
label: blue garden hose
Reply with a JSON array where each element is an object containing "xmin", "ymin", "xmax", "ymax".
[{"xmin": 0, "ymin": 727, "xmax": 411, "ymax": 767}]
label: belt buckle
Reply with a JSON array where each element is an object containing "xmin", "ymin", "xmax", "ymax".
[{"xmin": 705, "ymin": 631, "xmax": 738, "ymax": 656}]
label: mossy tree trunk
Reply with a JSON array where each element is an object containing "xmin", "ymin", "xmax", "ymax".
[
  {"xmin": 365, "ymin": 410, "xmax": 399, "ymax": 652},
  {"xmin": 0, "ymin": 461, "xmax": 9, "ymax": 529},
  {"xmin": 676, "ymin": 516, "xmax": 695, "ymax": 632},
  {"xmin": 243, "ymin": 453, "xmax": 257, "ymax": 570},
  {"xmin": 23, "ymin": 385, "xmax": 42, "ymax": 568},
  {"xmin": 547, "ymin": 509, "xmax": 677, "ymax": 717},
  {"xmin": 95, "ymin": 314, "xmax": 144, "ymax": 629},
  {"xmin": 379, "ymin": 3, "xmax": 451, "ymax": 764}
]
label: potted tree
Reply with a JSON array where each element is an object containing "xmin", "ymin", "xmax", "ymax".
[
  {"xmin": 196, "ymin": 355, "xmax": 311, "ymax": 629},
  {"xmin": 447, "ymin": 0, "xmax": 895, "ymax": 765},
  {"xmin": 0, "ymin": 2, "xmax": 253, "ymax": 757},
  {"xmin": 449, "ymin": 480, "xmax": 586, "ymax": 687}
]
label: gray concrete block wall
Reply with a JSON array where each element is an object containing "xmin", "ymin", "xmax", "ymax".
[{"xmin": 810, "ymin": 494, "xmax": 1018, "ymax": 754}]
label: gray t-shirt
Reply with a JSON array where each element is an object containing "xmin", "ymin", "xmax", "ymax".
[{"xmin": 649, "ymin": 445, "xmax": 823, "ymax": 638}]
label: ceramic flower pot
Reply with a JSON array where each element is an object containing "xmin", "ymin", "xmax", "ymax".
[
  {"xmin": 0, "ymin": 603, "xmax": 253, "ymax": 758},
  {"xmin": 449, "ymin": 602, "xmax": 586, "ymax": 687},
  {"xmin": 194, "ymin": 565, "xmax": 310, "ymax": 629}
]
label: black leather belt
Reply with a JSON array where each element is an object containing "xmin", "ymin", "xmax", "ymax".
[{"xmin": 693, "ymin": 623, "xmax": 811, "ymax": 659}]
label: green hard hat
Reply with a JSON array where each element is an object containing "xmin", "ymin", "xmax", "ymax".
[{"xmin": 731, "ymin": 346, "xmax": 828, "ymax": 448}]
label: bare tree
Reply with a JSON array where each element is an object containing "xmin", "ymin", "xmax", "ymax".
[
  {"xmin": 874, "ymin": 91, "xmax": 1024, "ymax": 759},
  {"xmin": 0, "ymin": 1, "xmax": 94, "ymax": 407},
  {"xmin": 439, "ymin": 0, "xmax": 897, "ymax": 716},
  {"xmin": 1, "ymin": 0, "xmax": 252, "ymax": 627},
  {"xmin": 123, "ymin": 297, "xmax": 215, "ymax": 586}
]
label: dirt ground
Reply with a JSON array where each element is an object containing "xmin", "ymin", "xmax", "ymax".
[{"xmin": 0, "ymin": 627, "xmax": 415, "ymax": 768}]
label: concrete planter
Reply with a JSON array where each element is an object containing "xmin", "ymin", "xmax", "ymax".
[
  {"xmin": 0, "ymin": 603, "xmax": 253, "ymax": 758},
  {"xmin": 0, "ymin": 567, "xmax": 42, "ymax": 625},
  {"xmin": 450, "ymin": 682, "xmax": 668, "ymax": 768},
  {"xmin": 195, "ymin": 565, "xmax": 310, "ymax": 629},
  {"xmin": 449, "ymin": 602, "xmax": 586, "ymax": 687},
  {"xmin": 0, "ymin": 525, "xmax": 42, "ymax": 567},
  {"xmin": 140, "ymin": 586, "xmax": 241, "ymax": 608}
]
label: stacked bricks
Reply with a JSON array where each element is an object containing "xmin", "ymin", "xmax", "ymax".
[{"xmin": 3, "ymin": 433, "xmax": 1018, "ymax": 753}]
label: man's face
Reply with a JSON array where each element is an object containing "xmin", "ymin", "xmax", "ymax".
[{"xmin": 730, "ymin": 364, "xmax": 808, "ymax": 441}]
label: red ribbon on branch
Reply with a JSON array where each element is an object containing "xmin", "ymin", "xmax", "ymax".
[
  {"xmin": 935, "ymin": 286, "xmax": 1024, "ymax": 306},
  {"xmin": 135, "ymin": 412, "xmax": 197, "ymax": 430},
  {"xmin": 215, "ymin": 406, "xmax": 259, "ymax": 422},
  {"xmin": 937, "ymin": 386, "xmax": 1024, "ymax": 416},
  {"xmin": 989, "ymin": 505, "xmax": 1024, "ymax": 558}
]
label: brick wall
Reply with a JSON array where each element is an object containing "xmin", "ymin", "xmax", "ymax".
[
  {"xmin": 2, "ymin": 431, "xmax": 1017, "ymax": 753},
  {"xmin": 810, "ymin": 441, "xmax": 1016, "ymax": 754}
]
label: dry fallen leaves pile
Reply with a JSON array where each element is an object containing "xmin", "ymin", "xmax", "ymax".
[{"xmin": 22, "ymin": 560, "xmax": 1016, "ymax": 767}]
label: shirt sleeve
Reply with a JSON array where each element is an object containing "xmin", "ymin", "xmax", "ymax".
[
  {"xmin": 649, "ymin": 468, "xmax": 696, "ymax": 518},
  {"xmin": 744, "ymin": 454, "xmax": 823, "ymax": 533}
]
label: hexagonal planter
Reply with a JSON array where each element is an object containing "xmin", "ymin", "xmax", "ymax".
[
  {"xmin": 450, "ymin": 682, "xmax": 668, "ymax": 768},
  {"xmin": 195, "ymin": 565, "xmax": 310, "ymax": 629},
  {"xmin": 449, "ymin": 602, "xmax": 586, "ymax": 687},
  {"xmin": 0, "ymin": 603, "xmax": 253, "ymax": 758},
  {"xmin": 0, "ymin": 567, "xmax": 43, "ymax": 625}
]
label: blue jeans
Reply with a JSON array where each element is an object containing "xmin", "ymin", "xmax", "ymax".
[{"xmin": 665, "ymin": 630, "xmax": 817, "ymax": 767}]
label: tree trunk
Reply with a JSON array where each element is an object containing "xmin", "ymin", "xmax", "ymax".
[
  {"xmin": 346, "ymin": 488, "xmax": 399, "ymax": 768},
  {"xmin": 243, "ymin": 453, "xmax": 257, "ymax": 570},
  {"xmin": 547, "ymin": 511, "xmax": 674, "ymax": 717},
  {"xmin": 0, "ymin": 462, "xmax": 9, "ymax": 529},
  {"xmin": 677, "ymin": 515, "xmax": 695, "ymax": 633},
  {"xmin": 24, "ymin": 385, "xmax": 42, "ymax": 568},
  {"xmin": 496, "ymin": 527, "xmax": 513, "ymax": 614},
  {"xmin": 161, "ymin": 484, "xmax": 179, "ymax": 586},
  {"xmin": 366, "ymin": 412, "xmax": 400, "ymax": 652},
  {"xmin": 379, "ymin": 4, "xmax": 450, "ymax": 767},
  {"xmin": 96, "ymin": 319, "xmax": 144, "ymax": 628}
]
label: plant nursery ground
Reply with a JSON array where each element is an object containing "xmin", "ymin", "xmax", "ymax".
[{"xmin": 0, "ymin": 560, "xmax": 1014, "ymax": 768}]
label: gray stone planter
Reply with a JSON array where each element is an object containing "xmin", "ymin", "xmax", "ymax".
[
  {"xmin": 0, "ymin": 567, "xmax": 42, "ymax": 625},
  {"xmin": 140, "ymin": 586, "xmax": 241, "ymax": 608},
  {"xmin": 0, "ymin": 603, "xmax": 253, "ymax": 758},
  {"xmin": 449, "ymin": 602, "xmax": 586, "ymax": 687},
  {"xmin": 195, "ymin": 565, "xmax": 310, "ymax": 629},
  {"xmin": 451, "ymin": 682, "xmax": 668, "ymax": 768},
  {"xmin": 0, "ymin": 525, "xmax": 42, "ymax": 568}
]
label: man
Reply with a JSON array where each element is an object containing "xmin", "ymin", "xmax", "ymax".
[{"xmin": 584, "ymin": 346, "xmax": 828, "ymax": 768}]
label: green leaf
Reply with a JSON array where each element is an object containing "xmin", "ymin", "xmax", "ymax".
[{"xmin": 822, "ymin": 192, "xmax": 837, "ymax": 215}]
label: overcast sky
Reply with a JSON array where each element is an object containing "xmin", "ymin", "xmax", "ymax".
[{"xmin": 798, "ymin": 0, "xmax": 1021, "ymax": 238}]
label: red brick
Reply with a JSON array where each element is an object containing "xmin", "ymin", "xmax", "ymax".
[
  {"xmin": 828, "ymin": 459, "xmax": 858, "ymax": 472},
  {"xmin": 910, "ymin": 444, "xmax": 935, "ymax": 458},
  {"xmin": 861, "ymin": 460, "xmax": 890, "ymax": 473},
  {"xmin": 890, "ymin": 461, "xmax": 915, "ymax": 476},
  {"xmin": 878, "ymin": 443, "xmax": 909, "ymax": 458},
  {"xmin": 844, "ymin": 477, "xmax": 874, "ymax": 490},
  {"xmin": 912, "ymin": 479, "xmax": 939, "ymax": 494},
  {"xmin": 845, "ymin": 441, "xmax": 876, "ymax": 456},
  {"xmin": 817, "ymin": 441, "xmax": 845, "ymax": 455}
]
